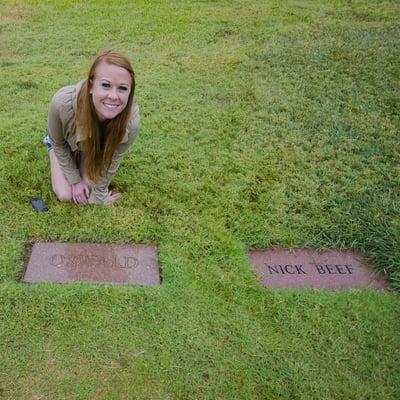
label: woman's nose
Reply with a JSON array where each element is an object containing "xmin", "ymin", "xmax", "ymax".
[{"xmin": 108, "ymin": 88, "xmax": 118, "ymax": 99}]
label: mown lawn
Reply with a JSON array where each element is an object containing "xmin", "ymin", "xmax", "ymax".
[{"xmin": 0, "ymin": 1, "xmax": 399, "ymax": 399}]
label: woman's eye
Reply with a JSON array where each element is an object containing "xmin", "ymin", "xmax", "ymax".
[
  {"xmin": 101, "ymin": 82, "xmax": 110, "ymax": 88},
  {"xmin": 119, "ymin": 86, "xmax": 128, "ymax": 91}
]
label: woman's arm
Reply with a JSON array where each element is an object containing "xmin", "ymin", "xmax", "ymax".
[
  {"xmin": 88, "ymin": 105, "xmax": 141, "ymax": 204},
  {"xmin": 47, "ymin": 95, "xmax": 82, "ymax": 185},
  {"xmin": 87, "ymin": 139, "xmax": 134, "ymax": 204}
]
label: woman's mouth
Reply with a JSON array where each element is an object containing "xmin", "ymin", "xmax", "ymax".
[{"xmin": 103, "ymin": 103, "xmax": 119, "ymax": 110}]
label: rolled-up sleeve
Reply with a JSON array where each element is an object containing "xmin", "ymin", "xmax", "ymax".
[
  {"xmin": 88, "ymin": 104, "xmax": 141, "ymax": 204},
  {"xmin": 47, "ymin": 95, "xmax": 81, "ymax": 185}
]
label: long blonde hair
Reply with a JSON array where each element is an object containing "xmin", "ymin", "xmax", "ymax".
[{"xmin": 77, "ymin": 49, "xmax": 135, "ymax": 182}]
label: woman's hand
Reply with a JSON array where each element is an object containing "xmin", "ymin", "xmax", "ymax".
[
  {"xmin": 71, "ymin": 181, "xmax": 91, "ymax": 204},
  {"xmin": 106, "ymin": 190, "xmax": 122, "ymax": 204}
]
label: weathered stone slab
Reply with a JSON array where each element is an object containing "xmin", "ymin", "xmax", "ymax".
[
  {"xmin": 23, "ymin": 243, "xmax": 160, "ymax": 286},
  {"xmin": 249, "ymin": 248, "xmax": 388, "ymax": 290}
]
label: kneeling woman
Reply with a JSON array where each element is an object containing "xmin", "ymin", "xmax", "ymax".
[{"xmin": 46, "ymin": 49, "xmax": 140, "ymax": 205}]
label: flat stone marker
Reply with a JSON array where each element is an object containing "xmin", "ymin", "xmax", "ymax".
[
  {"xmin": 249, "ymin": 248, "xmax": 388, "ymax": 290},
  {"xmin": 23, "ymin": 243, "xmax": 160, "ymax": 286}
]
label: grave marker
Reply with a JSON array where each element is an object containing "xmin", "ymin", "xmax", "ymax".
[
  {"xmin": 23, "ymin": 243, "xmax": 160, "ymax": 285},
  {"xmin": 249, "ymin": 248, "xmax": 388, "ymax": 290}
]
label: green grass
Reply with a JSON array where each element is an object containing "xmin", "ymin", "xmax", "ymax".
[{"xmin": 1, "ymin": 0, "xmax": 399, "ymax": 398}]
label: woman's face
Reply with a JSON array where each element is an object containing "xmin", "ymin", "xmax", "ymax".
[{"xmin": 89, "ymin": 62, "xmax": 132, "ymax": 121}]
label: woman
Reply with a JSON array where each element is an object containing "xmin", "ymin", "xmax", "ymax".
[{"xmin": 45, "ymin": 49, "xmax": 140, "ymax": 205}]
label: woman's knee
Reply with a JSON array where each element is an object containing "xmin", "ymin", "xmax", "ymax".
[
  {"xmin": 49, "ymin": 151, "xmax": 73, "ymax": 202},
  {"xmin": 54, "ymin": 188, "xmax": 72, "ymax": 202}
]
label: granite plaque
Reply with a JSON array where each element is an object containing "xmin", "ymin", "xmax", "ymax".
[
  {"xmin": 23, "ymin": 243, "xmax": 160, "ymax": 285},
  {"xmin": 249, "ymin": 248, "xmax": 388, "ymax": 290}
]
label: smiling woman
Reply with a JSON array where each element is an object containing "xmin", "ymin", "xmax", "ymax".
[{"xmin": 46, "ymin": 49, "xmax": 141, "ymax": 205}]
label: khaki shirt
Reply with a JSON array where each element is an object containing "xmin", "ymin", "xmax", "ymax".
[{"xmin": 47, "ymin": 80, "xmax": 141, "ymax": 204}]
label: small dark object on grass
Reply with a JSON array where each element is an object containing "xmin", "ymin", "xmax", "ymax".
[{"xmin": 31, "ymin": 198, "xmax": 48, "ymax": 212}]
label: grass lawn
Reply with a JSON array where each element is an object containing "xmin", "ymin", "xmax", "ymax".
[{"xmin": 1, "ymin": 0, "xmax": 399, "ymax": 398}]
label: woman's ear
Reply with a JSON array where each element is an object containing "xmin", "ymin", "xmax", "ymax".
[{"xmin": 89, "ymin": 79, "xmax": 93, "ymax": 94}]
